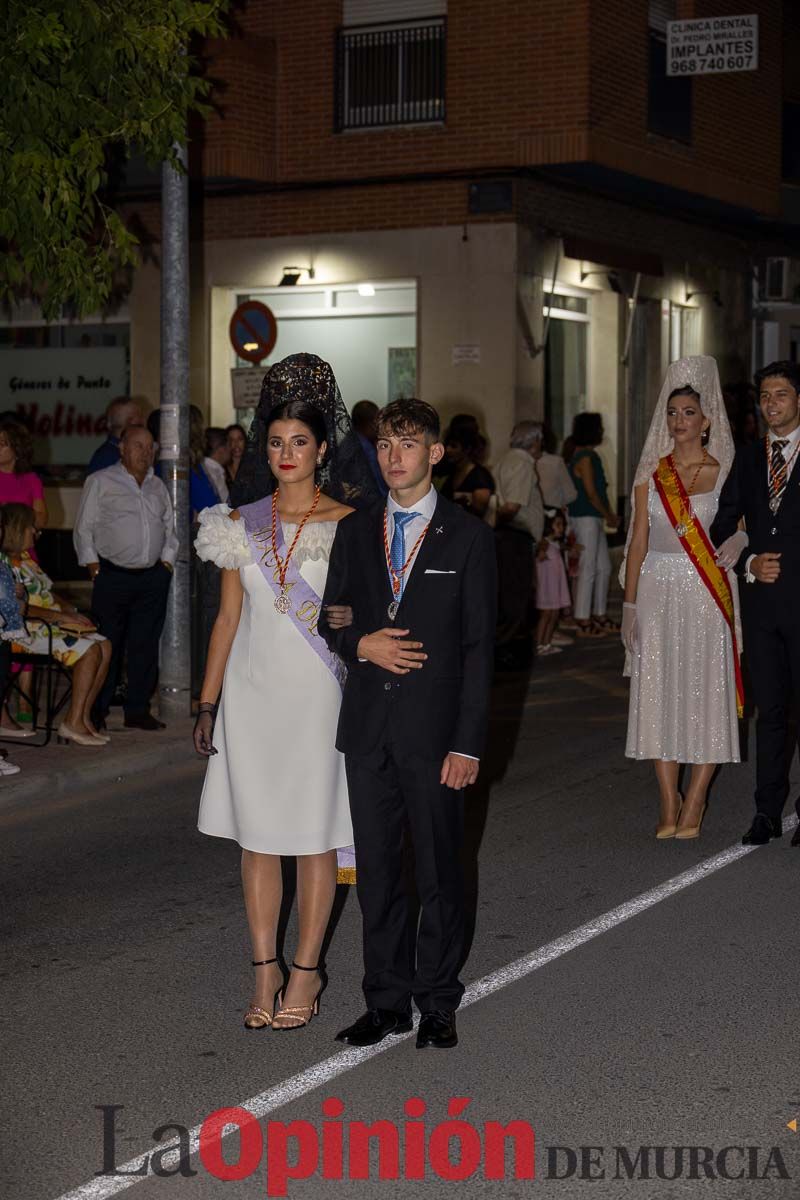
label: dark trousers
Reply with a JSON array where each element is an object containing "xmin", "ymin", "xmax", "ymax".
[
  {"xmin": 91, "ymin": 560, "xmax": 171, "ymax": 719},
  {"xmin": 345, "ymin": 741, "xmax": 465, "ymax": 1014},
  {"xmin": 745, "ymin": 603, "xmax": 800, "ymax": 821},
  {"xmin": 495, "ymin": 527, "xmax": 534, "ymax": 647}
]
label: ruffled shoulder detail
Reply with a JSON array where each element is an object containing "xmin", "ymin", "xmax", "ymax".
[{"xmin": 194, "ymin": 504, "xmax": 252, "ymax": 569}]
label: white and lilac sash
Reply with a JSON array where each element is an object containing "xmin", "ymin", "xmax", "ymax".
[{"xmin": 239, "ymin": 496, "xmax": 347, "ymax": 692}]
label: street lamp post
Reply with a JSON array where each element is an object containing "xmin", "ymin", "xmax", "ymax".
[{"xmin": 159, "ymin": 144, "xmax": 191, "ymax": 720}]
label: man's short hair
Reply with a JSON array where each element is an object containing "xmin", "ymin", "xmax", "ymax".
[
  {"xmin": 755, "ymin": 360, "xmax": 800, "ymax": 395},
  {"xmin": 120, "ymin": 424, "xmax": 152, "ymax": 445},
  {"xmin": 205, "ymin": 427, "xmax": 228, "ymax": 455},
  {"xmin": 510, "ymin": 420, "xmax": 543, "ymax": 450},
  {"xmin": 351, "ymin": 400, "xmax": 379, "ymax": 432},
  {"xmin": 376, "ymin": 398, "xmax": 440, "ymax": 443}
]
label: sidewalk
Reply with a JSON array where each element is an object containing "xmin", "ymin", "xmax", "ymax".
[{"xmin": 0, "ymin": 712, "xmax": 197, "ymax": 813}]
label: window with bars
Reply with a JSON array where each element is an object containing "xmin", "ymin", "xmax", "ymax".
[
  {"xmin": 334, "ymin": 18, "xmax": 446, "ymax": 131},
  {"xmin": 647, "ymin": 0, "xmax": 691, "ymax": 143}
]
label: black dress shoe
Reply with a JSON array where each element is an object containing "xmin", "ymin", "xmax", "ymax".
[
  {"xmin": 416, "ymin": 1010, "xmax": 457, "ymax": 1049},
  {"xmin": 124, "ymin": 714, "xmax": 166, "ymax": 731},
  {"xmin": 742, "ymin": 813, "xmax": 782, "ymax": 845},
  {"xmin": 790, "ymin": 825, "xmax": 800, "ymax": 847},
  {"xmin": 335, "ymin": 1008, "xmax": 412, "ymax": 1047}
]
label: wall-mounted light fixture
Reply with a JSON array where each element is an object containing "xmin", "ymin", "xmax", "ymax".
[
  {"xmin": 685, "ymin": 288, "xmax": 723, "ymax": 308},
  {"xmin": 580, "ymin": 265, "xmax": 623, "ymax": 293},
  {"xmin": 279, "ymin": 265, "xmax": 315, "ymax": 286}
]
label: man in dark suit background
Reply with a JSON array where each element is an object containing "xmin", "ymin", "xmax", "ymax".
[
  {"xmin": 319, "ymin": 399, "xmax": 497, "ymax": 1049},
  {"xmin": 711, "ymin": 360, "xmax": 800, "ymax": 847}
]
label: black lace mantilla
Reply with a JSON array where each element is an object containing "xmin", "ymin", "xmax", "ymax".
[{"xmin": 229, "ymin": 353, "xmax": 380, "ymax": 510}]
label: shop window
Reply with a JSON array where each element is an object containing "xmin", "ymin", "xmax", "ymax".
[
  {"xmin": 334, "ymin": 17, "xmax": 446, "ymax": 131},
  {"xmin": 647, "ymin": 0, "xmax": 691, "ymax": 143},
  {"xmin": 783, "ymin": 102, "xmax": 800, "ymax": 183}
]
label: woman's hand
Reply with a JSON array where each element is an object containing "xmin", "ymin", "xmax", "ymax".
[
  {"xmin": 621, "ymin": 602, "xmax": 639, "ymax": 654},
  {"xmin": 324, "ymin": 604, "xmax": 353, "ymax": 629},
  {"xmin": 59, "ymin": 613, "xmax": 96, "ymax": 632},
  {"xmin": 715, "ymin": 530, "xmax": 748, "ymax": 570},
  {"xmin": 193, "ymin": 711, "xmax": 217, "ymax": 756}
]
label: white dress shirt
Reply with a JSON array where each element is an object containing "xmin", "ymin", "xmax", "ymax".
[
  {"xmin": 203, "ymin": 456, "xmax": 230, "ymax": 504},
  {"xmin": 536, "ymin": 451, "xmax": 577, "ymax": 509},
  {"xmin": 494, "ymin": 447, "xmax": 545, "ymax": 540},
  {"xmin": 744, "ymin": 424, "xmax": 800, "ymax": 582},
  {"xmin": 73, "ymin": 462, "xmax": 179, "ymax": 568},
  {"xmin": 386, "ymin": 484, "xmax": 438, "ymax": 594}
]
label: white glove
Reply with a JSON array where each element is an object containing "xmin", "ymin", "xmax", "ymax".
[
  {"xmin": 621, "ymin": 602, "xmax": 638, "ymax": 654},
  {"xmin": 715, "ymin": 530, "xmax": 748, "ymax": 570}
]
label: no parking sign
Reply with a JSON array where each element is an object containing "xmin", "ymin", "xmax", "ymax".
[{"xmin": 229, "ymin": 300, "xmax": 277, "ymax": 363}]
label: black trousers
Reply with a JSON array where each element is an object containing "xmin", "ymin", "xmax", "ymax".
[
  {"xmin": 345, "ymin": 741, "xmax": 465, "ymax": 1014},
  {"xmin": 495, "ymin": 527, "xmax": 534, "ymax": 647},
  {"xmin": 744, "ymin": 600, "xmax": 800, "ymax": 821},
  {"xmin": 91, "ymin": 560, "xmax": 172, "ymax": 719}
]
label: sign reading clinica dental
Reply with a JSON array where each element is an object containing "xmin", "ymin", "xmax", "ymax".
[
  {"xmin": 0, "ymin": 347, "xmax": 127, "ymax": 465},
  {"xmin": 667, "ymin": 14, "xmax": 758, "ymax": 76}
]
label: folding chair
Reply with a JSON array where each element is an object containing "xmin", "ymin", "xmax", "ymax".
[{"xmin": 0, "ymin": 619, "xmax": 73, "ymax": 747}]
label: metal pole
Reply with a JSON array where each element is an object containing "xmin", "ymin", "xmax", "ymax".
[{"xmin": 158, "ymin": 145, "xmax": 191, "ymax": 719}]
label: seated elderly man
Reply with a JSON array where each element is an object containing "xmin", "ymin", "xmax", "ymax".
[{"xmin": 74, "ymin": 426, "xmax": 177, "ymax": 730}]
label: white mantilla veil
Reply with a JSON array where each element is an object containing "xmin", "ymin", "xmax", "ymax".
[{"xmin": 620, "ymin": 354, "xmax": 740, "ymax": 672}]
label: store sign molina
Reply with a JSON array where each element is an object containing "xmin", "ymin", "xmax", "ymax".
[{"xmin": 0, "ymin": 347, "xmax": 127, "ymax": 464}]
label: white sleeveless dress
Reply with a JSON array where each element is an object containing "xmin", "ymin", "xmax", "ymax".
[
  {"xmin": 626, "ymin": 476, "xmax": 740, "ymax": 764},
  {"xmin": 194, "ymin": 505, "xmax": 353, "ymax": 854}
]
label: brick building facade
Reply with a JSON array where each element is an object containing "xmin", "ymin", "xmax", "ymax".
[{"xmin": 122, "ymin": 0, "xmax": 797, "ymax": 505}]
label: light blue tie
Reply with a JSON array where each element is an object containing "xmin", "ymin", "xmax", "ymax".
[{"xmin": 390, "ymin": 510, "xmax": 420, "ymax": 597}]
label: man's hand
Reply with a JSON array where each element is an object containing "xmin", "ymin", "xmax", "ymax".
[
  {"xmin": 161, "ymin": 561, "xmax": 174, "ymax": 573},
  {"xmin": 357, "ymin": 628, "xmax": 427, "ymax": 675},
  {"xmin": 324, "ymin": 604, "xmax": 353, "ymax": 629},
  {"xmin": 87, "ymin": 562, "xmax": 100, "ymax": 580},
  {"xmin": 440, "ymin": 753, "xmax": 479, "ymax": 790},
  {"xmin": 751, "ymin": 552, "xmax": 781, "ymax": 583}
]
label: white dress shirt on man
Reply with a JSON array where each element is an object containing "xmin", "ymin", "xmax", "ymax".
[
  {"xmin": 744, "ymin": 423, "xmax": 800, "ymax": 582},
  {"xmin": 203, "ymin": 456, "xmax": 230, "ymax": 504},
  {"xmin": 493, "ymin": 447, "xmax": 544, "ymax": 541},
  {"xmin": 536, "ymin": 450, "xmax": 577, "ymax": 510},
  {"xmin": 73, "ymin": 462, "xmax": 178, "ymax": 569},
  {"xmin": 385, "ymin": 484, "xmax": 438, "ymax": 592}
]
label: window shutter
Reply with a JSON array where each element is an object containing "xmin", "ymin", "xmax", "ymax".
[
  {"xmin": 343, "ymin": 0, "xmax": 446, "ymax": 25},
  {"xmin": 648, "ymin": 0, "xmax": 676, "ymax": 35}
]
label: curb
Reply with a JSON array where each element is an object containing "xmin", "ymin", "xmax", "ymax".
[{"xmin": 0, "ymin": 718, "xmax": 199, "ymax": 814}]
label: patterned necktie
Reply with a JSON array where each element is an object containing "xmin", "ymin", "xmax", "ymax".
[
  {"xmin": 390, "ymin": 510, "xmax": 420, "ymax": 596},
  {"xmin": 769, "ymin": 439, "xmax": 790, "ymax": 511}
]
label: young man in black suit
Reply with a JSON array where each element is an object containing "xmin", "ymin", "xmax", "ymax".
[
  {"xmin": 711, "ymin": 360, "xmax": 800, "ymax": 847},
  {"xmin": 319, "ymin": 399, "xmax": 497, "ymax": 1049}
]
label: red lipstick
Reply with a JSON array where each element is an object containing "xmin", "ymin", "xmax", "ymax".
[{"xmin": 279, "ymin": 464, "xmax": 297, "ymax": 471}]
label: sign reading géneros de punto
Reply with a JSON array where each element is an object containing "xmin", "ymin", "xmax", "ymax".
[{"xmin": 667, "ymin": 14, "xmax": 758, "ymax": 76}]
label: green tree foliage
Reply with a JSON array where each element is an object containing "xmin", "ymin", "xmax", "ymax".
[{"xmin": 0, "ymin": 0, "xmax": 230, "ymax": 317}]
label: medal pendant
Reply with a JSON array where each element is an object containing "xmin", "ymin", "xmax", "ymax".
[
  {"xmin": 275, "ymin": 589, "xmax": 291, "ymax": 614},
  {"xmin": 675, "ymin": 522, "xmax": 687, "ymax": 538},
  {"xmin": 387, "ymin": 600, "xmax": 399, "ymax": 621},
  {"xmin": 769, "ymin": 497, "xmax": 780, "ymax": 515}
]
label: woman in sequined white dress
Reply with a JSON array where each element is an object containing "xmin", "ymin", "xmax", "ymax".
[
  {"xmin": 622, "ymin": 357, "xmax": 742, "ymax": 839},
  {"xmin": 192, "ymin": 355, "xmax": 378, "ymax": 1031}
]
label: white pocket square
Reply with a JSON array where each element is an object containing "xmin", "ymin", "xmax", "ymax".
[{"xmin": 425, "ymin": 569, "xmax": 457, "ymax": 575}]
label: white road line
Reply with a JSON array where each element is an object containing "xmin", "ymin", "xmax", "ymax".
[{"xmin": 54, "ymin": 814, "xmax": 798, "ymax": 1200}]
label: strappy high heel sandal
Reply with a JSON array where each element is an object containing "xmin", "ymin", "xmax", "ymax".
[
  {"xmin": 272, "ymin": 961, "xmax": 326, "ymax": 1032},
  {"xmin": 244, "ymin": 957, "xmax": 285, "ymax": 1030}
]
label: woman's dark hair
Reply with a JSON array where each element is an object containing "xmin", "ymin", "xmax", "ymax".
[
  {"xmin": 755, "ymin": 360, "xmax": 800, "ymax": 395},
  {"xmin": 226, "ymin": 422, "xmax": 247, "ymax": 439},
  {"xmin": 0, "ymin": 419, "xmax": 34, "ymax": 473},
  {"xmin": 0, "ymin": 502, "xmax": 36, "ymax": 554},
  {"xmin": 667, "ymin": 385, "xmax": 701, "ymax": 403},
  {"xmin": 571, "ymin": 412, "xmax": 604, "ymax": 448},
  {"xmin": 266, "ymin": 400, "xmax": 329, "ymax": 467},
  {"xmin": 444, "ymin": 421, "xmax": 478, "ymax": 453}
]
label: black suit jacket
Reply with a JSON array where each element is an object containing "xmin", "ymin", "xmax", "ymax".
[
  {"xmin": 319, "ymin": 494, "xmax": 497, "ymax": 761},
  {"xmin": 710, "ymin": 437, "xmax": 800, "ymax": 616}
]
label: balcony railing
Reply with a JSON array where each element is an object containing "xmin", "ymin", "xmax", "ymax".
[{"xmin": 335, "ymin": 18, "xmax": 446, "ymax": 132}]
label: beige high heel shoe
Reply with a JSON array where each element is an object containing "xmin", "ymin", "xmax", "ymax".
[
  {"xmin": 656, "ymin": 794, "xmax": 683, "ymax": 839},
  {"xmin": 272, "ymin": 962, "xmax": 326, "ymax": 1031},
  {"xmin": 244, "ymin": 957, "xmax": 285, "ymax": 1030},
  {"xmin": 57, "ymin": 722, "xmax": 106, "ymax": 747},
  {"xmin": 675, "ymin": 801, "xmax": 707, "ymax": 840}
]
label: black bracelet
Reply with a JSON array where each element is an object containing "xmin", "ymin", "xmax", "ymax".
[{"xmin": 197, "ymin": 702, "xmax": 216, "ymax": 715}]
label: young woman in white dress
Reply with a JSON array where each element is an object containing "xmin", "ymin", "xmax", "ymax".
[
  {"xmin": 193, "ymin": 355, "xmax": 375, "ymax": 1031},
  {"xmin": 621, "ymin": 356, "xmax": 744, "ymax": 839}
]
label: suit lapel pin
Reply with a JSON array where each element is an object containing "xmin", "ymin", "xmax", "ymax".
[{"xmin": 436, "ymin": 526, "xmax": 444, "ymax": 534}]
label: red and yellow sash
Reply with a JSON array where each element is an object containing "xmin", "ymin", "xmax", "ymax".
[{"xmin": 653, "ymin": 456, "xmax": 744, "ymax": 717}]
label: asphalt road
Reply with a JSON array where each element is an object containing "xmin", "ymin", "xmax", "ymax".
[{"xmin": 2, "ymin": 637, "xmax": 799, "ymax": 1200}]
